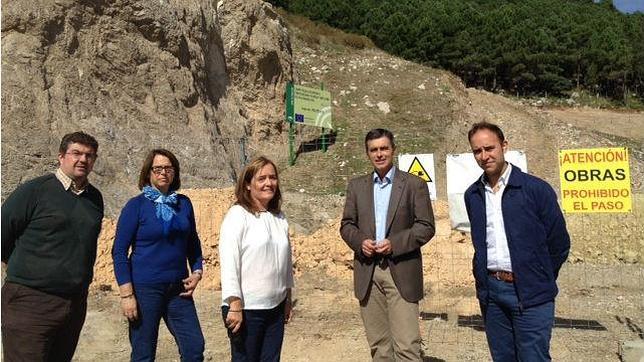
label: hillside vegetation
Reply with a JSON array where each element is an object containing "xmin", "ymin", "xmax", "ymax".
[
  {"xmin": 271, "ymin": 0, "xmax": 644, "ymax": 106},
  {"xmin": 272, "ymin": 9, "xmax": 643, "ymax": 266}
]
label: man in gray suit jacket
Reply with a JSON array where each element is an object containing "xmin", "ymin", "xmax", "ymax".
[{"xmin": 340, "ymin": 128, "xmax": 435, "ymax": 361}]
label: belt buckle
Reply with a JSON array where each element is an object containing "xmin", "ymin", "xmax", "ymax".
[{"xmin": 494, "ymin": 271, "xmax": 502, "ymax": 281}]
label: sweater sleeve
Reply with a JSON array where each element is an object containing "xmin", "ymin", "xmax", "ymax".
[
  {"xmin": 1, "ymin": 181, "xmax": 38, "ymax": 263},
  {"xmin": 112, "ymin": 197, "xmax": 141, "ymax": 285},
  {"xmin": 219, "ymin": 206, "xmax": 245, "ymax": 305},
  {"xmin": 184, "ymin": 197, "xmax": 203, "ymax": 273}
]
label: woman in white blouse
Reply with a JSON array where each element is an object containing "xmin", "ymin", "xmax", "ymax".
[{"xmin": 219, "ymin": 156, "xmax": 294, "ymax": 361}]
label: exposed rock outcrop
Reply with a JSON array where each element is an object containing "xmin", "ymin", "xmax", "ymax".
[{"xmin": 1, "ymin": 0, "xmax": 293, "ymax": 215}]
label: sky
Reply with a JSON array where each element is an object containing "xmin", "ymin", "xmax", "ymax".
[{"xmin": 611, "ymin": 0, "xmax": 644, "ymax": 13}]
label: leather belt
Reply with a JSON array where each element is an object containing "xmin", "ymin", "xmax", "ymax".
[
  {"xmin": 488, "ymin": 270, "xmax": 515, "ymax": 283},
  {"xmin": 375, "ymin": 256, "xmax": 389, "ymax": 269}
]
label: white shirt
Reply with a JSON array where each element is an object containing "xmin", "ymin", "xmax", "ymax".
[
  {"xmin": 219, "ymin": 205, "xmax": 294, "ymax": 309},
  {"xmin": 483, "ymin": 163, "xmax": 513, "ymax": 272}
]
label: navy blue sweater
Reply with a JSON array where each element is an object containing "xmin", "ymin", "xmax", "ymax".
[
  {"xmin": 464, "ymin": 164, "xmax": 570, "ymax": 309},
  {"xmin": 112, "ymin": 193, "xmax": 203, "ymax": 286}
]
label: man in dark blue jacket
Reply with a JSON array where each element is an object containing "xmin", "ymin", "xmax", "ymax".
[{"xmin": 464, "ymin": 122, "xmax": 570, "ymax": 361}]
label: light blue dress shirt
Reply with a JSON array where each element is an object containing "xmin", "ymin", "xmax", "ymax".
[{"xmin": 373, "ymin": 167, "xmax": 395, "ymax": 243}]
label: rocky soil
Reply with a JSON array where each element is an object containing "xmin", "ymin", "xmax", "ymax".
[
  {"xmin": 81, "ymin": 188, "xmax": 642, "ymax": 361},
  {"xmin": 1, "ymin": 0, "xmax": 293, "ymax": 215},
  {"xmin": 2, "ymin": 2, "xmax": 642, "ymax": 361},
  {"xmin": 80, "ymin": 183, "xmax": 642, "ymax": 361}
]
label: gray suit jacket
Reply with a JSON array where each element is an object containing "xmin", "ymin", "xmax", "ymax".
[{"xmin": 340, "ymin": 169, "xmax": 435, "ymax": 302}]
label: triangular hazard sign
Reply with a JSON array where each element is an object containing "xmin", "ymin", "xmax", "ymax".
[{"xmin": 407, "ymin": 157, "xmax": 432, "ymax": 182}]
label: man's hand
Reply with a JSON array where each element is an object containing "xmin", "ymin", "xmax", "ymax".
[
  {"xmin": 180, "ymin": 271, "xmax": 202, "ymax": 297},
  {"xmin": 361, "ymin": 239, "xmax": 376, "ymax": 257},
  {"xmin": 375, "ymin": 238, "xmax": 392, "ymax": 255}
]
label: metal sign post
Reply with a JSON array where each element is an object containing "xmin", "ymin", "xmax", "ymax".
[
  {"xmin": 320, "ymin": 83, "xmax": 328, "ymax": 153},
  {"xmin": 286, "ymin": 83, "xmax": 296, "ymax": 166},
  {"xmin": 285, "ymin": 82, "xmax": 333, "ymax": 165}
]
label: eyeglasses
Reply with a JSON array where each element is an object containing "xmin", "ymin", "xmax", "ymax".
[
  {"xmin": 65, "ymin": 150, "xmax": 98, "ymax": 161},
  {"xmin": 151, "ymin": 166, "xmax": 175, "ymax": 175}
]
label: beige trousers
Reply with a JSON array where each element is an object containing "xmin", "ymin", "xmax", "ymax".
[{"xmin": 359, "ymin": 265, "xmax": 422, "ymax": 361}]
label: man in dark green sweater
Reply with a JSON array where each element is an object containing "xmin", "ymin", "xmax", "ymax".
[{"xmin": 2, "ymin": 131, "xmax": 104, "ymax": 361}]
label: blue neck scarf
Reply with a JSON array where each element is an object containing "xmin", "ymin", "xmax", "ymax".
[{"xmin": 142, "ymin": 186, "xmax": 178, "ymax": 236}]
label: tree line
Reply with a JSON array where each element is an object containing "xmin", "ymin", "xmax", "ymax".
[{"xmin": 270, "ymin": 0, "xmax": 644, "ymax": 103}]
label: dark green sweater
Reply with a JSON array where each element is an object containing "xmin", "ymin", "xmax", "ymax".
[{"xmin": 1, "ymin": 173, "xmax": 104, "ymax": 295}]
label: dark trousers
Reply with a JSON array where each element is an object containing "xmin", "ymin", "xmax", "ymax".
[
  {"xmin": 1, "ymin": 281, "xmax": 88, "ymax": 362},
  {"xmin": 129, "ymin": 282, "xmax": 205, "ymax": 362},
  {"xmin": 221, "ymin": 300, "xmax": 286, "ymax": 362},
  {"xmin": 481, "ymin": 275, "xmax": 555, "ymax": 362}
]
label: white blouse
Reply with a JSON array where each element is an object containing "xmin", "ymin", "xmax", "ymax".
[{"xmin": 219, "ymin": 205, "xmax": 294, "ymax": 309}]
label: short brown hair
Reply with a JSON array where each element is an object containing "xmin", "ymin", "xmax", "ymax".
[
  {"xmin": 235, "ymin": 156, "xmax": 282, "ymax": 214},
  {"xmin": 468, "ymin": 122, "xmax": 505, "ymax": 143},
  {"xmin": 59, "ymin": 131, "xmax": 99, "ymax": 154},
  {"xmin": 138, "ymin": 149, "xmax": 181, "ymax": 191}
]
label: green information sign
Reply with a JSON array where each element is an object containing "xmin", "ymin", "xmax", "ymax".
[{"xmin": 286, "ymin": 83, "xmax": 333, "ymax": 129}]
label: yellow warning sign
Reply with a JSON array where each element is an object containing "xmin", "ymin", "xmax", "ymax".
[
  {"xmin": 559, "ymin": 147, "xmax": 631, "ymax": 213},
  {"xmin": 407, "ymin": 157, "xmax": 432, "ymax": 182}
]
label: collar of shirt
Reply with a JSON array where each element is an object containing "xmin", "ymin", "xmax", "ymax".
[
  {"xmin": 373, "ymin": 167, "xmax": 395, "ymax": 188},
  {"xmin": 55, "ymin": 168, "xmax": 87, "ymax": 195},
  {"xmin": 481, "ymin": 163, "xmax": 512, "ymax": 193}
]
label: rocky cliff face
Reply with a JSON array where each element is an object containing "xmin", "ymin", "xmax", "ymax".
[{"xmin": 1, "ymin": 0, "xmax": 293, "ymax": 215}]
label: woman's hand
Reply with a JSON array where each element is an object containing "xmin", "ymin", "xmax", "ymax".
[
  {"xmin": 119, "ymin": 283, "xmax": 138, "ymax": 321},
  {"xmin": 226, "ymin": 298, "xmax": 243, "ymax": 333},
  {"xmin": 284, "ymin": 298, "xmax": 293, "ymax": 324},
  {"xmin": 284, "ymin": 288, "xmax": 293, "ymax": 324},
  {"xmin": 180, "ymin": 270, "xmax": 202, "ymax": 297},
  {"xmin": 121, "ymin": 295, "xmax": 138, "ymax": 321}
]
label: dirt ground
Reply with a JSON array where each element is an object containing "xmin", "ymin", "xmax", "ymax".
[
  {"xmin": 76, "ymin": 260, "xmax": 643, "ymax": 361},
  {"xmin": 542, "ymin": 107, "xmax": 644, "ymax": 143},
  {"xmin": 75, "ymin": 188, "xmax": 643, "ymax": 361}
]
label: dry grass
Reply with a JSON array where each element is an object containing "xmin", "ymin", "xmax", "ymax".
[{"xmin": 276, "ymin": 9, "xmax": 374, "ymax": 49}]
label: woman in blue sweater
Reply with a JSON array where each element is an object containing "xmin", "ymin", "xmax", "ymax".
[{"xmin": 112, "ymin": 149, "xmax": 205, "ymax": 361}]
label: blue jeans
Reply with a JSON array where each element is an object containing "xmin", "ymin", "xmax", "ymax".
[
  {"xmin": 481, "ymin": 275, "xmax": 555, "ymax": 362},
  {"xmin": 221, "ymin": 300, "xmax": 286, "ymax": 362},
  {"xmin": 130, "ymin": 282, "xmax": 204, "ymax": 361}
]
